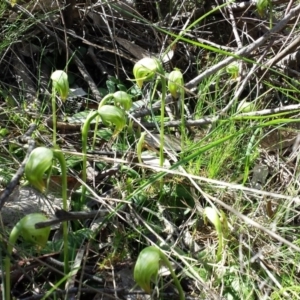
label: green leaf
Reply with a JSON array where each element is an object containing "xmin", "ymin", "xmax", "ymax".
[{"xmin": 106, "ymin": 80, "xmax": 116, "ymax": 93}]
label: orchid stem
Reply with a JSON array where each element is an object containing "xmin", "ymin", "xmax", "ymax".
[
  {"xmin": 180, "ymin": 79, "xmax": 185, "ymax": 153},
  {"xmin": 5, "ymin": 227, "xmax": 19, "ymax": 300},
  {"xmin": 159, "ymin": 75, "xmax": 166, "ymax": 168},
  {"xmin": 53, "ymin": 149, "xmax": 69, "ymax": 274},
  {"xmin": 92, "ymin": 94, "xmax": 113, "ymax": 149},
  {"xmin": 81, "ymin": 111, "xmax": 99, "ymax": 206},
  {"xmin": 159, "ymin": 251, "xmax": 185, "ymax": 300},
  {"xmin": 51, "ymin": 86, "xmax": 57, "ymax": 146}
]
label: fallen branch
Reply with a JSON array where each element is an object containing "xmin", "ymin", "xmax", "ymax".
[
  {"xmin": 133, "ymin": 103, "xmax": 300, "ymax": 128},
  {"xmin": 35, "ymin": 209, "xmax": 109, "ymax": 229}
]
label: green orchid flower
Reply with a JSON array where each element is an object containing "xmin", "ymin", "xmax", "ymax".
[
  {"xmin": 25, "ymin": 147, "xmax": 54, "ymax": 193},
  {"xmin": 204, "ymin": 207, "xmax": 228, "ymax": 262},
  {"xmin": 16, "ymin": 213, "xmax": 51, "ymax": 248},
  {"xmin": 51, "ymin": 70, "xmax": 69, "ymax": 101},
  {"xmin": 134, "ymin": 246, "xmax": 160, "ymax": 294},
  {"xmin": 113, "ymin": 91, "xmax": 132, "ymax": 111},
  {"xmin": 133, "ymin": 56, "xmax": 166, "ymax": 169},
  {"xmin": 134, "ymin": 246, "xmax": 185, "ymax": 299},
  {"xmin": 133, "ymin": 57, "xmax": 162, "ymax": 88},
  {"xmin": 24, "ymin": 147, "xmax": 69, "ymax": 278},
  {"xmin": 168, "ymin": 69, "xmax": 184, "ymax": 99},
  {"xmin": 5, "ymin": 213, "xmax": 51, "ymax": 300},
  {"xmin": 226, "ymin": 62, "xmax": 239, "ymax": 79},
  {"xmin": 237, "ymin": 101, "xmax": 256, "ymax": 113},
  {"xmin": 98, "ymin": 105, "xmax": 126, "ymax": 134}
]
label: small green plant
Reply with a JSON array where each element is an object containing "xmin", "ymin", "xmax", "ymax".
[
  {"xmin": 226, "ymin": 62, "xmax": 240, "ymax": 79},
  {"xmin": 136, "ymin": 131, "xmax": 147, "ymax": 164},
  {"xmin": 134, "ymin": 246, "xmax": 185, "ymax": 300},
  {"xmin": 25, "ymin": 147, "xmax": 54, "ymax": 193},
  {"xmin": 204, "ymin": 207, "xmax": 228, "ymax": 262},
  {"xmin": 133, "ymin": 57, "xmax": 166, "ymax": 167},
  {"xmin": 256, "ymin": 0, "xmax": 270, "ymax": 17},
  {"xmin": 168, "ymin": 68, "xmax": 185, "ymax": 150},
  {"xmin": 92, "ymin": 91, "xmax": 132, "ymax": 149},
  {"xmin": 5, "ymin": 213, "xmax": 51, "ymax": 300},
  {"xmin": 237, "ymin": 101, "xmax": 256, "ymax": 113},
  {"xmin": 133, "ymin": 57, "xmax": 162, "ymax": 89},
  {"xmin": 168, "ymin": 69, "xmax": 183, "ymax": 99},
  {"xmin": 50, "ymin": 70, "xmax": 69, "ymax": 146},
  {"xmin": 25, "ymin": 147, "xmax": 69, "ymax": 274},
  {"xmin": 81, "ymin": 91, "xmax": 132, "ymax": 206}
]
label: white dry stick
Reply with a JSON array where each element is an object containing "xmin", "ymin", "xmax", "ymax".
[
  {"xmin": 227, "ymin": 4, "xmax": 243, "ymax": 49},
  {"xmin": 265, "ymin": 30, "xmax": 300, "ymax": 68},
  {"xmin": 220, "ymin": 53, "xmax": 265, "ymax": 114},
  {"xmin": 185, "ymin": 3, "xmax": 300, "ymax": 90}
]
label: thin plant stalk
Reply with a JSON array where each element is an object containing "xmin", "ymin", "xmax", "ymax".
[
  {"xmin": 179, "ymin": 80, "xmax": 185, "ymax": 153},
  {"xmin": 92, "ymin": 94, "xmax": 114, "ymax": 149},
  {"xmin": 51, "ymin": 86, "xmax": 57, "ymax": 146},
  {"xmin": 137, "ymin": 132, "xmax": 147, "ymax": 165},
  {"xmin": 159, "ymin": 251, "xmax": 185, "ymax": 300},
  {"xmin": 204, "ymin": 207, "xmax": 224, "ymax": 262},
  {"xmin": 81, "ymin": 111, "xmax": 99, "ymax": 206},
  {"xmin": 150, "ymin": 75, "xmax": 165, "ymax": 187},
  {"xmin": 243, "ymin": 127, "xmax": 261, "ymax": 185},
  {"xmin": 82, "ymin": 105, "xmax": 127, "ymax": 206},
  {"xmin": 157, "ymin": 74, "xmax": 166, "ymax": 195},
  {"xmin": 53, "ymin": 149, "xmax": 69, "ymax": 274},
  {"xmin": 5, "ymin": 227, "xmax": 18, "ymax": 300},
  {"xmin": 269, "ymin": 1, "xmax": 273, "ymax": 29},
  {"xmin": 133, "ymin": 57, "xmax": 166, "ymax": 167},
  {"xmin": 159, "ymin": 75, "xmax": 166, "ymax": 168},
  {"xmin": 51, "ymin": 70, "xmax": 69, "ymax": 146}
]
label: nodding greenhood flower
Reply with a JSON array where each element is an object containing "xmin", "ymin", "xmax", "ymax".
[
  {"xmin": 25, "ymin": 147, "xmax": 53, "ymax": 193},
  {"xmin": 98, "ymin": 105, "xmax": 126, "ymax": 134},
  {"xmin": 134, "ymin": 246, "xmax": 160, "ymax": 294},
  {"xmin": 51, "ymin": 70, "xmax": 69, "ymax": 101},
  {"xmin": 113, "ymin": 91, "xmax": 132, "ymax": 111},
  {"xmin": 237, "ymin": 101, "xmax": 256, "ymax": 113},
  {"xmin": 134, "ymin": 246, "xmax": 185, "ymax": 299},
  {"xmin": 204, "ymin": 207, "xmax": 225, "ymax": 262},
  {"xmin": 5, "ymin": 213, "xmax": 51, "ymax": 300},
  {"xmin": 168, "ymin": 69, "xmax": 184, "ymax": 99},
  {"xmin": 226, "ymin": 62, "xmax": 239, "ymax": 79},
  {"xmin": 16, "ymin": 213, "xmax": 50, "ymax": 249},
  {"xmin": 133, "ymin": 57, "xmax": 162, "ymax": 88}
]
